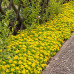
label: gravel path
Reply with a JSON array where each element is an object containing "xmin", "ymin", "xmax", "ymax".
[{"xmin": 42, "ymin": 33, "xmax": 74, "ymax": 74}]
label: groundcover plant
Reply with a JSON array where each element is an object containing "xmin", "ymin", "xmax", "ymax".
[{"xmin": 0, "ymin": 1, "xmax": 74, "ymax": 74}]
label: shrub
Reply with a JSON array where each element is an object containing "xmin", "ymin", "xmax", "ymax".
[
  {"xmin": 0, "ymin": 0, "xmax": 70, "ymax": 33},
  {"xmin": 0, "ymin": 19, "xmax": 10, "ymax": 49}
]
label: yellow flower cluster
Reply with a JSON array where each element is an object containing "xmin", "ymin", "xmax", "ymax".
[{"xmin": 0, "ymin": 1, "xmax": 74, "ymax": 74}]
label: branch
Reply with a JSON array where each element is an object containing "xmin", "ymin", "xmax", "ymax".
[
  {"xmin": 14, "ymin": 1, "xmax": 21, "ymax": 24},
  {"xmin": 0, "ymin": 0, "xmax": 2, "ymax": 8},
  {"xmin": 10, "ymin": 0, "xmax": 26, "ymax": 29},
  {"xmin": 8, "ymin": 0, "xmax": 13, "ymax": 10}
]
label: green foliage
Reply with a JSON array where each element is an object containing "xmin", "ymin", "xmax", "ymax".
[
  {"xmin": 0, "ymin": 1, "xmax": 74, "ymax": 74},
  {"xmin": 0, "ymin": 0, "xmax": 71, "ymax": 31},
  {"xmin": 41, "ymin": 0, "xmax": 65, "ymax": 22},
  {"xmin": 0, "ymin": 0, "xmax": 72, "ymax": 49},
  {"xmin": 0, "ymin": 10, "xmax": 11, "ymax": 49},
  {"xmin": 21, "ymin": 0, "xmax": 69, "ymax": 29},
  {"xmin": 0, "ymin": 21, "xmax": 10, "ymax": 49},
  {"xmin": 14, "ymin": 0, "xmax": 20, "ymax": 4},
  {"xmin": 49, "ymin": 0, "xmax": 60, "ymax": 15},
  {"xmin": 22, "ymin": 0, "xmax": 41, "ymax": 27}
]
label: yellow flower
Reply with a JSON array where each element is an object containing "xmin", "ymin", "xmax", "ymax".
[
  {"xmin": 40, "ymin": 46, "xmax": 43, "ymax": 49},
  {"xmin": 18, "ymin": 61, "xmax": 22, "ymax": 64},
  {"xmin": 22, "ymin": 69, "xmax": 25, "ymax": 73},
  {"xmin": 3, "ymin": 61, "xmax": 6, "ymax": 64},
  {"xmin": 18, "ymin": 71, "xmax": 21, "ymax": 73},
  {"xmin": 41, "ymin": 64, "xmax": 46, "ymax": 68},
  {"xmin": 11, "ymin": 68, "xmax": 15, "ymax": 71},
  {"xmin": 15, "ymin": 50, "xmax": 19, "ymax": 54},
  {"xmin": 6, "ymin": 69, "xmax": 9, "ymax": 72},
  {"xmin": 2, "ymin": 66, "xmax": 6, "ymax": 70},
  {"xmin": 18, "ymin": 54, "xmax": 22, "ymax": 56},
  {"xmin": 8, "ymin": 56, "xmax": 11, "ymax": 59},
  {"xmin": 9, "ymin": 60, "xmax": 12, "ymax": 63},
  {"xmin": 25, "ymin": 64, "xmax": 28, "ymax": 68},
  {"xmin": 11, "ymin": 64, "xmax": 15, "ymax": 67},
  {"xmin": 37, "ymin": 71, "xmax": 40, "ymax": 74},
  {"xmin": 14, "ymin": 56, "xmax": 18, "ymax": 59},
  {"xmin": 53, "ymin": 52, "xmax": 56, "ymax": 55},
  {"xmin": 23, "ymin": 58, "xmax": 26, "ymax": 62},
  {"xmin": 7, "ymin": 46, "xmax": 10, "ymax": 49},
  {"xmin": 26, "ymin": 70, "xmax": 28, "ymax": 73},
  {"xmin": 13, "ymin": 61, "xmax": 17, "ymax": 64},
  {"xmin": 22, "ymin": 48, "xmax": 26, "ymax": 51},
  {"xmin": 23, "ymin": 53, "xmax": 27, "ymax": 56},
  {"xmin": 19, "ymin": 57, "xmax": 23, "ymax": 60},
  {"xmin": 21, "ymin": 34, "xmax": 24, "ymax": 36},
  {"xmin": 28, "ymin": 62, "xmax": 31, "ymax": 65},
  {"xmin": 20, "ymin": 65, "xmax": 24, "ymax": 68},
  {"xmin": 34, "ymin": 69, "xmax": 37, "ymax": 73},
  {"xmin": 19, "ymin": 45, "xmax": 22, "ymax": 47},
  {"xmin": 7, "ymin": 49, "xmax": 11, "ymax": 51},
  {"xmin": 12, "ymin": 46, "xmax": 15, "ymax": 49},
  {"xmin": 15, "ymin": 67, "xmax": 19, "ymax": 70},
  {"xmin": 38, "ymin": 68, "xmax": 42, "ymax": 71},
  {"xmin": 32, "ymin": 63, "xmax": 35, "ymax": 67},
  {"xmin": 27, "ymin": 66, "xmax": 31, "ymax": 70},
  {"xmin": 35, "ymin": 60, "xmax": 39, "ymax": 64},
  {"xmin": 6, "ymin": 65, "xmax": 10, "ymax": 68},
  {"xmin": 0, "ymin": 49, "xmax": 2, "ymax": 52}
]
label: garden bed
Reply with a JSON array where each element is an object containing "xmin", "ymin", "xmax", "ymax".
[{"xmin": 0, "ymin": 1, "xmax": 74, "ymax": 74}]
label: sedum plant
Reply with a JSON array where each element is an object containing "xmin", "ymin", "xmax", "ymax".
[{"xmin": 0, "ymin": 1, "xmax": 74, "ymax": 74}]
